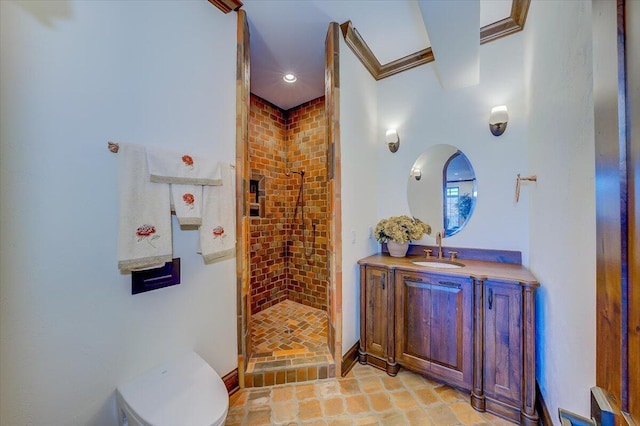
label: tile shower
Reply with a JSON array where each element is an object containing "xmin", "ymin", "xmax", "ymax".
[{"xmin": 246, "ymin": 94, "xmax": 331, "ymax": 386}]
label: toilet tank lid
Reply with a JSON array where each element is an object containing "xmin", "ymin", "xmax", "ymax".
[{"xmin": 117, "ymin": 352, "xmax": 228, "ymax": 426}]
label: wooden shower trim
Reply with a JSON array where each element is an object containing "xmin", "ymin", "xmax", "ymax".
[
  {"xmin": 208, "ymin": 0, "xmax": 242, "ymax": 14},
  {"xmin": 340, "ymin": 0, "xmax": 530, "ymax": 81}
]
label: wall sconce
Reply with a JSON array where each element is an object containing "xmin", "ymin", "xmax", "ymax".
[
  {"xmin": 411, "ymin": 167, "xmax": 422, "ymax": 181},
  {"xmin": 489, "ymin": 105, "xmax": 509, "ymax": 136},
  {"xmin": 386, "ymin": 129, "xmax": 400, "ymax": 153}
]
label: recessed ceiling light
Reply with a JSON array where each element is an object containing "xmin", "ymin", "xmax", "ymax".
[{"xmin": 283, "ymin": 73, "xmax": 297, "ymax": 83}]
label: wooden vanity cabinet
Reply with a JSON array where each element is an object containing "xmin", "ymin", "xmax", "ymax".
[
  {"xmin": 358, "ymin": 255, "xmax": 540, "ymax": 425},
  {"xmin": 394, "ymin": 270, "xmax": 473, "ymax": 390},
  {"xmin": 358, "ymin": 265, "xmax": 399, "ymax": 375}
]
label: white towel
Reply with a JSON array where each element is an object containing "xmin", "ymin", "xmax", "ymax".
[
  {"xmin": 146, "ymin": 147, "xmax": 222, "ymax": 186},
  {"xmin": 171, "ymin": 184, "xmax": 202, "ymax": 226},
  {"xmin": 199, "ymin": 162, "xmax": 235, "ymax": 263},
  {"xmin": 117, "ymin": 143, "xmax": 172, "ymax": 272}
]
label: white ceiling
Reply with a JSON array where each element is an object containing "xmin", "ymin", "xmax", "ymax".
[{"xmin": 241, "ymin": 0, "xmax": 513, "ymax": 110}]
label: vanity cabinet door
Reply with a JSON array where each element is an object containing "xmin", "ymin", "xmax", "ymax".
[
  {"xmin": 483, "ymin": 280, "xmax": 523, "ymax": 407},
  {"xmin": 395, "ymin": 271, "xmax": 473, "ymax": 389},
  {"xmin": 364, "ymin": 266, "xmax": 388, "ymax": 360}
]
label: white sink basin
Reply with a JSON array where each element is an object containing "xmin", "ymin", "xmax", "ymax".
[{"xmin": 411, "ymin": 260, "xmax": 465, "ymax": 269}]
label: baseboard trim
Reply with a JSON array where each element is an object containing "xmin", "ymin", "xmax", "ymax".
[
  {"xmin": 537, "ymin": 380, "xmax": 554, "ymax": 426},
  {"xmin": 223, "ymin": 368, "xmax": 240, "ymax": 397},
  {"xmin": 341, "ymin": 341, "xmax": 359, "ymax": 377}
]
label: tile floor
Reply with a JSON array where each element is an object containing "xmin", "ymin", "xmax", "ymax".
[
  {"xmin": 226, "ymin": 362, "xmax": 516, "ymax": 426},
  {"xmin": 247, "ymin": 300, "xmax": 334, "ymax": 386}
]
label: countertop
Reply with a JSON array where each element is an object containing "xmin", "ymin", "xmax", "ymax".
[{"xmin": 358, "ymin": 253, "xmax": 539, "ymax": 287}]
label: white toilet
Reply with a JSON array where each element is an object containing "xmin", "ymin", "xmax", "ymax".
[{"xmin": 116, "ymin": 352, "xmax": 229, "ymax": 426}]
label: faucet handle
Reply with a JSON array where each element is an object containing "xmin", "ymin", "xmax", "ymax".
[
  {"xmin": 449, "ymin": 251, "xmax": 458, "ymax": 260},
  {"xmin": 424, "ymin": 249, "xmax": 432, "ymax": 258}
]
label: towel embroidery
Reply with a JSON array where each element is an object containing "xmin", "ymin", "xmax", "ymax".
[
  {"xmin": 182, "ymin": 193, "xmax": 195, "ymax": 210},
  {"xmin": 181, "ymin": 155, "xmax": 194, "ymax": 170},
  {"xmin": 136, "ymin": 224, "xmax": 160, "ymax": 248},
  {"xmin": 212, "ymin": 226, "xmax": 225, "ymax": 238}
]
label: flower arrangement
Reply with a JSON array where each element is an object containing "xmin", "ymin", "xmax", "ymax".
[{"xmin": 374, "ymin": 215, "xmax": 431, "ymax": 243}]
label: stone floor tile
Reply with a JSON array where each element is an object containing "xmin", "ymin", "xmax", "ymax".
[
  {"xmin": 405, "ymin": 407, "xmax": 435, "ymax": 426},
  {"xmin": 272, "ymin": 401, "xmax": 298, "ymax": 424},
  {"xmin": 435, "ymin": 385, "xmax": 467, "ymax": 403},
  {"xmin": 353, "ymin": 416, "xmax": 380, "ymax": 426},
  {"xmin": 390, "ymin": 390, "xmax": 419, "ymax": 410},
  {"xmin": 450, "ymin": 401, "xmax": 486, "ymax": 425},
  {"xmin": 380, "ymin": 410, "xmax": 408, "ymax": 426},
  {"xmin": 338, "ymin": 378, "xmax": 361, "ymax": 395},
  {"xmin": 345, "ymin": 394, "xmax": 370, "ymax": 415},
  {"xmin": 245, "ymin": 406, "xmax": 272, "ymax": 426},
  {"xmin": 414, "ymin": 387, "xmax": 440, "ymax": 406},
  {"xmin": 322, "ymin": 396, "xmax": 346, "ymax": 417},
  {"xmin": 357, "ymin": 376, "xmax": 384, "ymax": 393},
  {"xmin": 298, "ymin": 399, "xmax": 323, "ymax": 422},
  {"xmin": 427, "ymin": 403, "xmax": 460, "ymax": 425},
  {"xmin": 272, "ymin": 385, "xmax": 296, "ymax": 403},
  {"xmin": 317, "ymin": 380, "xmax": 341, "ymax": 398},
  {"xmin": 368, "ymin": 392, "xmax": 394, "ymax": 412},
  {"xmin": 296, "ymin": 383, "xmax": 317, "ymax": 400},
  {"xmin": 327, "ymin": 418, "xmax": 354, "ymax": 426},
  {"xmin": 380, "ymin": 376, "xmax": 404, "ymax": 391}
]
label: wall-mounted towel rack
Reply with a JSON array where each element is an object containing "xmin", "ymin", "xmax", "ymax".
[
  {"xmin": 106, "ymin": 142, "xmax": 235, "ymax": 168},
  {"xmin": 515, "ymin": 173, "xmax": 537, "ymax": 203}
]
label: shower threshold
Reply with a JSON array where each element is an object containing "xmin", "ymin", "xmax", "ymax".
[{"xmin": 246, "ymin": 300, "xmax": 335, "ymax": 387}]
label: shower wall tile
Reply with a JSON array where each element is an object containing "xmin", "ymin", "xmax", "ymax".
[{"xmin": 249, "ymin": 95, "xmax": 327, "ymax": 314}]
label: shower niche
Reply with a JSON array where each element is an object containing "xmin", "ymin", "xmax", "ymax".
[{"xmin": 249, "ymin": 173, "xmax": 265, "ymax": 218}]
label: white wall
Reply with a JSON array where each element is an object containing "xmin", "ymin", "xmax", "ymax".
[
  {"xmin": 0, "ymin": 2, "xmax": 237, "ymax": 425},
  {"xmin": 339, "ymin": 36, "xmax": 379, "ymax": 351},
  {"xmin": 524, "ymin": 0, "xmax": 597, "ymax": 420},
  {"xmin": 376, "ymin": 33, "xmax": 529, "ymax": 257}
]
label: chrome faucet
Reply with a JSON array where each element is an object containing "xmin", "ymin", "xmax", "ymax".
[{"xmin": 436, "ymin": 231, "xmax": 444, "ymax": 259}]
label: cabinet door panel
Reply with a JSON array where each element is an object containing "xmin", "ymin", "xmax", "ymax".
[
  {"xmin": 404, "ymin": 280, "xmax": 431, "ymax": 360},
  {"xmin": 365, "ymin": 267, "xmax": 387, "ymax": 358},
  {"xmin": 429, "ymin": 282, "xmax": 463, "ymax": 369},
  {"xmin": 484, "ymin": 281, "xmax": 522, "ymax": 404}
]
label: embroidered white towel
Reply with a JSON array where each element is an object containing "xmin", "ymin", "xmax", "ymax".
[
  {"xmin": 146, "ymin": 147, "xmax": 222, "ymax": 186},
  {"xmin": 171, "ymin": 184, "xmax": 202, "ymax": 226},
  {"xmin": 199, "ymin": 162, "xmax": 235, "ymax": 263},
  {"xmin": 117, "ymin": 143, "xmax": 172, "ymax": 272}
]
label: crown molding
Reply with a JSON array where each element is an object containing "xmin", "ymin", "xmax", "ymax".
[
  {"xmin": 208, "ymin": 0, "xmax": 243, "ymax": 14},
  {"xmin": 341, "ymin": 0, "xmax": 530, "ymax": 81}
]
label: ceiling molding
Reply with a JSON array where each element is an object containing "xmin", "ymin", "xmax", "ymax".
[
  {"xmin": 341, "ymin": 0, "xmax": 530, "ymax": 81},
  {"xmin": 208, "ymin": 0, "xmax": 243, "ymax": 14}
]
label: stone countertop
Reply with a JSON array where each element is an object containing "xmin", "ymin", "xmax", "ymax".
[{"xmin": 358, "ymin": 253, "xmax": 539, "ymax": 287}]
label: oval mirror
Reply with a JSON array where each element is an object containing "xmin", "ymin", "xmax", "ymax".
[{"xmin": 407, "ymin": 144, "xmax": 477, "ymax": 237}]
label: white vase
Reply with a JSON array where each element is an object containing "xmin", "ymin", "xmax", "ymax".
[{"xmin": 387, "ymin": 241, "xmax": 409, "ymax": 257}]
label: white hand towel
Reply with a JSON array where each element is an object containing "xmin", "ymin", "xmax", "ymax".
[
  {"xmin": 199, "ymin": 162, "xmax": 235, "ymax": 263},
  {"xmin": 117, "ymin": 143, "xmax": 172, "ymax": 272},
  {"xmin": 146, "ymin": 147, "xmax": 222, "ymax": 186},
  {"xmin": 171, "ymin": 184, "xmax": 202, "ymax": 226}
]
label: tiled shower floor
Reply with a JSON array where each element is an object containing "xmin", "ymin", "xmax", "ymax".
[{"xmin": 246, "ymin": 300, "xmax": 334, "ymax": 386}]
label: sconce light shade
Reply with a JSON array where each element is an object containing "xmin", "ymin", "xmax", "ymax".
[
  {"xmin": 489, "ymin": 105, "xmax": 509, "ymax": 136},
  {"xmin": 386, "ymin": 129, "xmax": 400, "ymax": 153}
]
